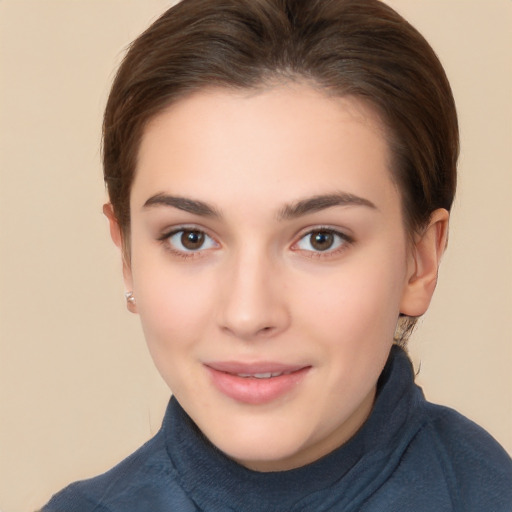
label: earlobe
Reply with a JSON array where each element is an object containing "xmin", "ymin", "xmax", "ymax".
[
  {"xmin": 103, "ymin": 203, "xmax": 137, "ymax": 314},
  {"xmin": 400, "ymin": 208, "xmax": 449, "ymax": 317}
]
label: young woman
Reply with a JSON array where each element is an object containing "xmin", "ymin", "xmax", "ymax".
[{"xmin": 43, "ymin": 0, "xmax": 512, "ymax": 510}]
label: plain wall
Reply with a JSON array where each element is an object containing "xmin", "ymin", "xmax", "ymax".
[{"xmin": 0, "ymin": 1, "xmax": 510, "ymax": 510}]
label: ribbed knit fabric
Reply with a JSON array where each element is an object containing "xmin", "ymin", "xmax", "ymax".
[{"xmin": 43, "ymin": 346, "xmax": 512, "ymax": 511}]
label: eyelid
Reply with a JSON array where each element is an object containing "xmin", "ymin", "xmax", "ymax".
[
  {"xmin": 158, "ymin": 225, "xmax": 220, "ymax": 257},
  {"xmin": 291, "ymin": 226, "xmax": 353, "ymax": 255}
]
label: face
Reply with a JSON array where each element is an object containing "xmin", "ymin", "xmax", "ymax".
[{"xmin": 121, "ymin": 84, "xmax": 421, "ymax": 471}]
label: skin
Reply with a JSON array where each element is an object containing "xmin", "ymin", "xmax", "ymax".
[{"xmin": 105, "ymin": 84, "xmax": 448, "ymax": 472}]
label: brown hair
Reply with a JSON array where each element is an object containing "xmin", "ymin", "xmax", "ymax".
[{"xmin": 103, "ymin": 0, "xmax": 459, "ymax": 343}]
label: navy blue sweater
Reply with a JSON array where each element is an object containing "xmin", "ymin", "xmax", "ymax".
[{"xmin": 43, "ymin": 347, "xmax": 512, "ymax": 511}]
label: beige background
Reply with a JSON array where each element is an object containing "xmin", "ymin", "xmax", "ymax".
[{"xmin": 0, "ymin": 1, "xmax": 511, "ymax": 510}]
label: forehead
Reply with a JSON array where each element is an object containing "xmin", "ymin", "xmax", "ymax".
[{"xmin": 132, "ymin": 84, "xmax": 398, "ymax": 213}]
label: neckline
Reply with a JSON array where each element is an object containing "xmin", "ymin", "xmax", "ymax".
[{"xmin": 163, "ymin": 346, "xmax": 425, "ymax": 511}]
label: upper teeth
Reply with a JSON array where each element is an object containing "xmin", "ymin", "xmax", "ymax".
[{"xmin": 236, "ymin": 371, "xmax": 289, "ymax": 379}]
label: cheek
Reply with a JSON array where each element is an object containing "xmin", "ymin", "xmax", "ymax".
[
  {"xmin": 131, "ymin": 253, "xmax": 217, "ymax": 353},
  {"xmin": 133, "ymin": 266, "xmax": 219, "ymax": 396},
  {"xmin": 295, "ymin": 248, "xmax": 407, "ymax": 347}
]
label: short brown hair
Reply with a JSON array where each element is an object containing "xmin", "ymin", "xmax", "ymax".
[{"xmin": 103, "ymin": 0, "xmax": 459, "ymax": 343}]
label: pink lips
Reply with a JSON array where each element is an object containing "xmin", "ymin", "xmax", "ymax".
[{"xmin": 205, "ymin": 361, "xmax": 310, "ymax": 405}]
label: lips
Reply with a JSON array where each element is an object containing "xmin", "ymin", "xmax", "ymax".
[{"xmin": 205, "ymin": 362, "xmax": 311, "ymax": 405}]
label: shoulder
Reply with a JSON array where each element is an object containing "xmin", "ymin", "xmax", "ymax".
[
  {"xmin": 42, "ymin": 431, "xmax": 194, "ymax": 512},
  {"xmin": 417, "ymin": 401, "xmax": 512, "ymax": 510}
]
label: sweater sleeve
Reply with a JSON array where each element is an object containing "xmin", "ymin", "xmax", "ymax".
[
  {"xmin": 43, "ymin": 486, "xmax": 113, "ymax": 512},
  {"xmin": 424, "ymin": 403, "xmax": 512, "ymax": 512},
  {"xmin": 41, "ymin": 432, "xmax": 198, "ymax": 512}
]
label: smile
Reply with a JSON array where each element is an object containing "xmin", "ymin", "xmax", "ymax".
[
  {"xmin": 204, "ymin": 362, "xmax": 311, "ymax": 405},
  {"xmin": 235, "ymin": 371, "xmax": 294, "ymax": 379}
]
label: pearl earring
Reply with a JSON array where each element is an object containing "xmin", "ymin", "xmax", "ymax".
[{"xmin": 124, "ymin": 291, "xmax": 136, "ymax": 305}]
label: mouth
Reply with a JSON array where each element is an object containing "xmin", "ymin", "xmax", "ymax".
[
  {"xmin": 235, "ymin": 371, "xmax": 295, "ymax": 379},
  {"xmin": 204, "ymin": 362, "xmax": 311, "ymax": 405}
]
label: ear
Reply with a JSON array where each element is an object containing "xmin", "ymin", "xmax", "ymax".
[
  {"xmin": 400, "ymin": 208, "xmax": 449, "ymax": 317},
  {"xmin": 103, "ymin": 203, "xmax": 137, "ymax": 314}
]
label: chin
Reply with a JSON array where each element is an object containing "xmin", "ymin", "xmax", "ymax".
[
  {"xmin": 223, "ymin": 439, "xmax": 307, "ymax": 472},
  {"xmin": 201, "ymin": 413, "xmax": 316, "ymax": 471}
]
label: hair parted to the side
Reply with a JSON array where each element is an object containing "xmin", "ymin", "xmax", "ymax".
[{"xmin": 102, "ymin": 0, "xmax": 459, "ymax": 345}]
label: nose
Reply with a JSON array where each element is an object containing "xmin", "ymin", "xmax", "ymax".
[{"xmin": 217, "ymin": 248, "xmax": 290, "ymax": 341}]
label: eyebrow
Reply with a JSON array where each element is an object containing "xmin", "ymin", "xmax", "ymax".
[
  {"xmin": 143, "ymin": 193, "xmax": 221, "ymax": 218},
  {"xmin": 277, "ymin": 192, "xmax": 377, "ymax": 220},
  {"xmin": 142, "ymin": 191, "xmax": 376, "ymax": 220}
]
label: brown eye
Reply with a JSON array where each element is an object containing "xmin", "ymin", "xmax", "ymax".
[
  {"xmin": 165, "ymin": 228, "xmax": 217, "ymax": 253},
  {"xmin": 180, "ymin": 230, "xmax": 205, "ymax": 250},
  {"xmin": 295, "ymin": 229, "xmax": 349, "ymax": 253},
  {"xmin": 310, "ymin": 231, "xmax": 335, "ymax": 251}
]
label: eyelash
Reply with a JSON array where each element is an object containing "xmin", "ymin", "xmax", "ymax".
[
  {"xmin": 291, "ymin": 227, "xmax": 353, "ymax": 258},
  {"xmin": 157, "ymin": 226, "xmax": 353, "ymax": 259},
  {"xmin": 158, "ymin": 227, "xmax": 219, "ymax": 259}
]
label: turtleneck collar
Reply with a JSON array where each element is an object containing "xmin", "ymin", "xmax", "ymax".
[{"xmin": 163, "ymin": 346, "xmax": 426, "ymax": 511}]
